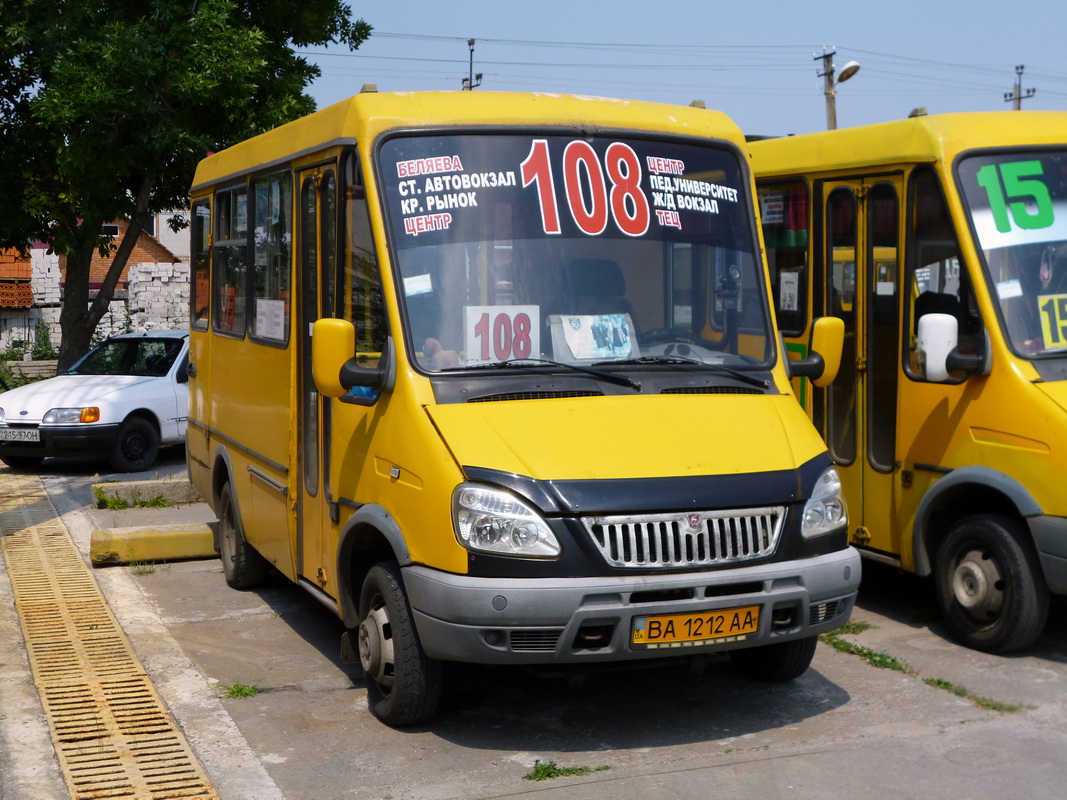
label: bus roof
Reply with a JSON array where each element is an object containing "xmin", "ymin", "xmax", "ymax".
[
  {"xmin": 191, "ymin": 90, "xmax": 744, "ymax": 191},
  {"xmin": 749, "ymin": 111, "xmax": 1067, "ymax": 178}
]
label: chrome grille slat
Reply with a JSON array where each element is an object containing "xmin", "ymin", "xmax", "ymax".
[{"xmin": 583, "ymin": 506, "xmax": 785, "ymax": 569}]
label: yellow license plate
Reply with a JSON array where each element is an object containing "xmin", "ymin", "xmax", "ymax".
[{"xmin": 632, "ymin": 605, "xmax": 760, "ymax": 647}]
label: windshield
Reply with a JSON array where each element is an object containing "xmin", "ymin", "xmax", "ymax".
[
  {"xmin": 378, "ymin": 133, "xmax": 771, "ymax": 373},
  {"xmin": 958, "ymin": 149, "xmax": 1067, "ymax": 357},
  {"xmin": 66, "ymin": 337, "xmax": 184, "ymax": 377}
]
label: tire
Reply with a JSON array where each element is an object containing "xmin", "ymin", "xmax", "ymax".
[
  {"xmin": 728, "ymin": 635, "xmax": 818, "ymax": 682},
  {"xmin": 217, "ymin": 482, "xmax": 269, "ymax": 590},
  {"xmin": 108, "ymin": 416, "xmax": 160, "ymax": 472},
  {"xmin": 357, "ymin": 561, "xmax": 443, "ymax": 727},
  {"xmin": 1, "ymin": 455, "xmax": 45, "ymax": 470},
  {"xmin": 935, "ymin": 514, "xmax": 1049, "ymax": 653}
]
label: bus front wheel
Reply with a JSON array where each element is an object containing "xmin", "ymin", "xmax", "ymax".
[
  {"xmin": 728, "ymin": 635, "xmax": 817, "ymax": 682},
  {"xmin": 935, "ymin": 514, "xmax": 1048, "ymax": 653},
  {"xmin": 358, "ymin": 561, "xmax": 443, "ymax": 727}
]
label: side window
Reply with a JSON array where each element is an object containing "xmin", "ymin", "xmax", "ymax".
[
  {"xmin": 905, "ymin": 167, "xmax": 982, "ymax": 380},
  {"xmin": 213, "ymin": 184, "xmax": 248, "ymax": 335},
  {"xmin": 826, "ymin": 187, "xmax": 857, "ymax": 464},
  {"xmin": 343, "ymin": 151, "xmax": 387, "ymax": 397},
  {"xmin": 759, "ymin": 181, "xmax": 809, "ymax": 336},
  {"xmin": 190, "ymin": 199, "xmax": 210, "ymax": 329},
  {"xmin": 252, "ymin": 171, "xmax": 292, "ymax": 343},
  {"xmin": 867, "ymin": 182, "xmax": 900, "ymax": 471}
]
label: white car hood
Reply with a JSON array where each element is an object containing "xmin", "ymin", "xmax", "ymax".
[{"xmin": 1, "ymin": 374, "xmax": 155, "ymax": 423}]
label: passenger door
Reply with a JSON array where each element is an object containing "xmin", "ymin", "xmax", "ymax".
[
  {"xmin": 297, "ymin": 167, "xmax": 337, "ymax": 592},
  {"xmin": 819, "ymin": 177, "xmax": 904, "ymax": 558}
]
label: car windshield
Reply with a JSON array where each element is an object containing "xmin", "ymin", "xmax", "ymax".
[
  {"xmin": 378, "ymin": 132, "xmax": 772, "ymax": 373},
  {"xmin": 66, "ymin": 338, "xmax": 184, "ymax": 377},
  {"xmin": 958, "ymin": 149, "xmax": 1067, "ymax": 357}
]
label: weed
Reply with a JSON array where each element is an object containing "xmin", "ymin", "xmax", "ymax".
[
  {"xmin": 819, "ymin": 626, "xmax": 913, "ymax": 674},
  {"xmin": 923, "ymin": 677, "xmax": 1023, "ymax": 713},
  {"xmin": 137, "ymin": 493, "xmax": 170, "ymax": 508},
  {"xmin": 221, "ymin": 681, "xmax": 260, "ymax": 699},
  {"xmin": 523, "ymin": 759, "xmax": 611, "ymax": 781},
  {"xmin": 129, "ymin": 561, "xmax": 157, "ymax": 576}
]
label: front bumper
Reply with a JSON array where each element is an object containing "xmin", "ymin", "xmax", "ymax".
[
  {"xmin": 0, "ymin": 423, "xmax": 120, "ymax": 459},
  {"xmin": 1029, "ymin": 514, "xmax": 1067, "ymax": 594},
  {"xmin": 404, "ymin": 546, "xmax": 861, "ymax": 664}
]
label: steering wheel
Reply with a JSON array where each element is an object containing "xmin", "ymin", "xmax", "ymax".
[
  {"xmin": 639, "ymin": 327, "xmax": 696, "ymax": 346},
  {"xmin": 643, "ymin": 341, "xmax": 721, "ymax": 361}
]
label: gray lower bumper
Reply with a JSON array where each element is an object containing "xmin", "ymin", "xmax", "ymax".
[
  {"xmin": 1029, "ymin": 515, "xmax": 1067, "ymax": 594},
  {"xmin": 403, "ymin": 547, "xmax": 861, "ymax": 664}
]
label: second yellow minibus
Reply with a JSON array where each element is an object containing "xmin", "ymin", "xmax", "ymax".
[
  {"xmin": 187, "ymin": 87, "xmax": 855, "ymax": 725},
  {"xmin": 751, "ymin": 112, "xmax": 1067, "ymax": 652}
]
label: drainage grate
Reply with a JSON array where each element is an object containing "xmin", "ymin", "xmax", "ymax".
[{"xmin": 0, "ymin": 473, "xmax": 220, "ymax": 800}]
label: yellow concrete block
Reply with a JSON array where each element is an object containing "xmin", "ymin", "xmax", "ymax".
[{"xmin": 90, "ymin": 524, "xmax": 217, "ymax": 565}]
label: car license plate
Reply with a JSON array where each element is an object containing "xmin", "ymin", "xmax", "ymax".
[
  {"xmin": 632, "ymin": 605, "xmax": 760, "ymax": 647},
  {"xmin": 0, "ymin": 428, "xmax": 40, "ymax": 443}
]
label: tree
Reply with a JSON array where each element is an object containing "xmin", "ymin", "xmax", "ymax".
[{"xmin": 0, "ymin": 0, "xmax": 371, "ymax": 369}]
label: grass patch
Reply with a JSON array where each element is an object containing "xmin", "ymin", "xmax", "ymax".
[
  {"xmin": 819, "ymin": 625, "xmax": 914, "ymax": 674},
  {"xmin": 128, "ymin": 560, "xmax": 158, "ymax": 576},
  {"xmin": 923, "ymin": 678, "xmax": 1023, "ymax": 713},
  {"xmin": 523, "ymin": 759, "xmax": 611, "ymax": 781},
  {"xmin": 220, "ymin": 681, "xmax": 260, "ymax": 699},
  {"xmin": 93, "ymin": 488, "xmax": 172, "ymax": 509}
]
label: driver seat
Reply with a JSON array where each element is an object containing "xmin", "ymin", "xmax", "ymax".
[{"xmin": 567, "ymin": 258, "xmax": 637, "ymax": 325}]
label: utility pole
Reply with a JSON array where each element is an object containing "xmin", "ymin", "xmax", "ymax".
[
  {"xmin": 462, "ymin": 39, "xmax": 483, "ymax": 91},
  {"xmin": 1004, "ymin": 65, "xmax": 1035, "ymax": 110},
  {"xmin": 814, "ymin": 47, "xmax": 859, "ymax": 130}
]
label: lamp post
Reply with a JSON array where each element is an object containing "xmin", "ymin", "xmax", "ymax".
[{"xmin": 815, "ymin": 49, "xmax": 860, "ymax": 130}]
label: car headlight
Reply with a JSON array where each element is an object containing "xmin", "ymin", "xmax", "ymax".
[
  {"xmin": 800, "ymin": 467, "xmax": 848, "ymax": 539},
  {"xmin": 452, "ymin": 484, "xmax": 561, "ymax": 559},
  {"xmin": 43, "ymin": 407, "xmax": 101, "ymax": 424}
]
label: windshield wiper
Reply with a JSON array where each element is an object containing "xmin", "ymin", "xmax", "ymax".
[
  {"xmin": 443, "ymin": 358, "xmax": 642, "ymax": 391},
  {"xmin": 596, "ymin": 355, "xmax": 770, "ymax": 389}
]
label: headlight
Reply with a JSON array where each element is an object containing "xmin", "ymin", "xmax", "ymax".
[
  {"xmin": 452, "ymin": 484, "xmax": 561, "ymax": 559},
  {"xmin": 0, "ymin": 407, "xmax": 5, "ymax": 424},
  {"xmin": 800, "ymin": 467, "xmax": 848, "ymax": 539},
  {"xmin": 43, "ymin": 407, "xmax": 100, "ymax": 424}
]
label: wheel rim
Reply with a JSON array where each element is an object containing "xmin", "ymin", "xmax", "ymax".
[
  {"xmin": 122, "ymin": 429, "xmax": 149, "ymax": 463},
  {"xmin": 358, "ymin": 601, "xmax": 395, "ymax": 690},
  {"xmin": 220, "ymin": 500, "xmax": 236, "ymax": 564},
  {"xmin": 951, "ymin": 547, "xmax": 1004, "ymax": 621}
]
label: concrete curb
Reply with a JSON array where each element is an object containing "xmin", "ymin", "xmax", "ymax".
[
  {"xmin": 91, "ymin": 479, "xmax": 202, "ymax": 507},
  {"xmin": 90, "ymin": 522, "xmax": 217, "ymax": 565}
]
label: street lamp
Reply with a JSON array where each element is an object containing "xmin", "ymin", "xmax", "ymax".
[{"xmin": 815, "ymin": 50, "xmax": 860, "ymax": 130}]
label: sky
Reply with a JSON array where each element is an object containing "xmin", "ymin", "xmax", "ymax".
[{"xmin": 300, "ymin": 0, "xmax": 1067, "ymax": 136}]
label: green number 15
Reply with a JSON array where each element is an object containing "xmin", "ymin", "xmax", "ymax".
[{"xmin": 976, "ymin": 160, "xmax": 1054, "ymax": 233}]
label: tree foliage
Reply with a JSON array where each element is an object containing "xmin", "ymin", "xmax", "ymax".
[{"xmin": 0, "ymin": 0, "xmax": 370, "ymax": 368}]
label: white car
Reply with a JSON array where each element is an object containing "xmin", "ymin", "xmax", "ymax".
[{"xmin": 0, "ymin": 330, "xmax": 189, "ymax": 472}]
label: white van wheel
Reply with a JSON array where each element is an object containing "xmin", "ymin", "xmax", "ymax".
[{"xmin": 358, "ymin": 561, "xmax": 442, "ymax": 726}]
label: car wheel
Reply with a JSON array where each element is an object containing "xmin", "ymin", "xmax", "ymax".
[
  {"xmin": 728, "ymin": 635, "xmax": 818, "ymax": 682},
  {"xmin": 108, "ymin": 416, "xmax": 160, "ymax": 472},
  {"xmin": 217, "ymin": 482, "xmax": 269, "ymax": 590},
  {"xmin": 935, "ymin": 514, "xmax": 1048, "ymax": 653},
  {"xmin": 358, "ymin": 561, "xmax": 443, "ymax": 727},
  {"xmin": 1, "ymin": 455, "xmax": 45, "ymax": 470}
]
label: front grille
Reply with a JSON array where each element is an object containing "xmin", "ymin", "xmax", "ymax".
[
  {"xmin": 809, "ymin": 600, "xmax": 840, "ymax": 626},
  {"xmin": 661, "ymin": 386, "xmax": 763, "ymax": 395},
  {"xmin": 468, "ymin": 390, "xmax": 602, "ymax": 403},
  {"xmin": 582, "ymin": 506, "xmax": 785, "ymax": 569}
]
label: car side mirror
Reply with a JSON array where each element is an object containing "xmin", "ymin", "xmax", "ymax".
[{"xmin": 789, "ymin": 316, "xmax": 844, "ymax": 388}]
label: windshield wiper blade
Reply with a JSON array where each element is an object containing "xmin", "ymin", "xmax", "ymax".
[
  {"xmin": 596, "ymin": 355, "xmax": 770, "ymax": 389},
  {"xmin": 444, "ymin": 358, "xmax": 641, "ymax": 391}
]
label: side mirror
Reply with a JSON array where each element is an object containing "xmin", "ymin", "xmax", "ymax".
[
  {"xmin": 916, "ymin": 312, "xmax": 956, "ymax": 382},
  {"xmin": 312, "ymin": 319, "xmax": 391, "ymax": 398},
  {"xmin": 789, "ymin": 316, "xmax": 844, "ymax": 388}
]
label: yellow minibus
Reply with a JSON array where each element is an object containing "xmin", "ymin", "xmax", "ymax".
[
  {"xmin": 750, "ymin": 112, "xmax": 1067, "ymax": 653},
  {"xmin": 187, "ymin": 86, "xmax": 856, "ymax": 726}
]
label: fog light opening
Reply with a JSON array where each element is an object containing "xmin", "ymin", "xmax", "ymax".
[{"xmin": 572, "ymin": 624, "xmax": 615, "ymax": 650}]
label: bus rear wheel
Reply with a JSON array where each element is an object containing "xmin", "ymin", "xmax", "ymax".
[
  {"xmin": 358, "ymin": 561, "xmax": 442, "ymax": 727},
  {"xmin": 217, "ymin": 482, "xmax": 269, "ymax": 590},
  {"xmin": 935, "ymin": 514, "xmax": 1048, "ymax": 653},
  {"xmin": 728, "ymin": 635, "xmax": 817, "ymax": 682}
]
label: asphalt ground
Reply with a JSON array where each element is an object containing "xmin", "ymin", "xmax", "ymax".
[{"xmin": 3, "ymin": 449, "xmax": 1067, "ymax": 799}]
